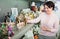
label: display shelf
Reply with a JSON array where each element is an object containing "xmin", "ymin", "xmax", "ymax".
[{"xmin": 11, "ymin": 24, "xmax": 34, "ymax": 39}]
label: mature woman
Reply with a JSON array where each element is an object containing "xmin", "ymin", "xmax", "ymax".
[{"xmin": 27, "ymin": 1, "xmax": 59, "ymax": 39}]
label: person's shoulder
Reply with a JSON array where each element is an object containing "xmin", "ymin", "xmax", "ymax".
[
  {"xmin": 40, "ymin": 12, "xmax": 46, "ymax": 15},
  {"xmin": 53, "ymin": 13, "xmax": 58, "ymax": 17},
  {"xmin": 53, "ymin": 11, "xmax": 58, "ymax": 17},
  {"xmin": 53, "ymin": 13, "xmax": 59, "ymax": 20},
  {"xmin": 37, "ymin": 12, "xmax": 45, "ymax": 18}
]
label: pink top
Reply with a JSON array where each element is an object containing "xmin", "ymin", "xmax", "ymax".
[{"xmin": 27, "ymin": 12, "xmax": 59, "ymax": 36}]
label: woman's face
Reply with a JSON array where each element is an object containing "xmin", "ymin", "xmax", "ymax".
[{"xmin": 44, "ymin": 5, "xmax": 53, "ymax": 14}]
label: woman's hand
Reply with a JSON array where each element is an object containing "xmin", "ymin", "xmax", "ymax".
[
  {"xmin": 41, "ymin": 26, "xmax": 51, "ymax": 32},
  {"xmin": 26, "ymin": 18, "xmax": 32, "ymax": 24},
  {"xmin": 41, "ymin": 26, "xmax": 47, "ymax": 31}
]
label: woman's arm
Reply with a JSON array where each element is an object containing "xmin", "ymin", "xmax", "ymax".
[
  {"xmin": 27, "ymin": 14, "xmax": 42, "ymax": 23},
  {"xmin": 43, "ymin": 18, "xmax": 59, "ymax": 33},
  {"xmin": 41, "ymin": 18, "xmax": 59, "ymax": 33},
  {"xmin": 50, "ymin": 18, "xmax": 59, "ymax": 33}
]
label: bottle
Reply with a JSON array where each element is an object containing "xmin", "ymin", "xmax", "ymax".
[
  {"xmin": 2, "ymin": 24, "xmax": 5, "ymax": 29},
  {"xmin": 8, "ymin": 24, "xmax": 14, "ymax": 37}
]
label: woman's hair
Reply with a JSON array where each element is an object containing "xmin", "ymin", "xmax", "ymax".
[{"xmin": 44, "ymin": 1, "xmax": 55, "ymax": 10}]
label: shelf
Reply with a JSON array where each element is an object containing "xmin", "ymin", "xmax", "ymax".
[{"xmin": 11, "ymin": 24, "xmax": 34, "ymax": 39}]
